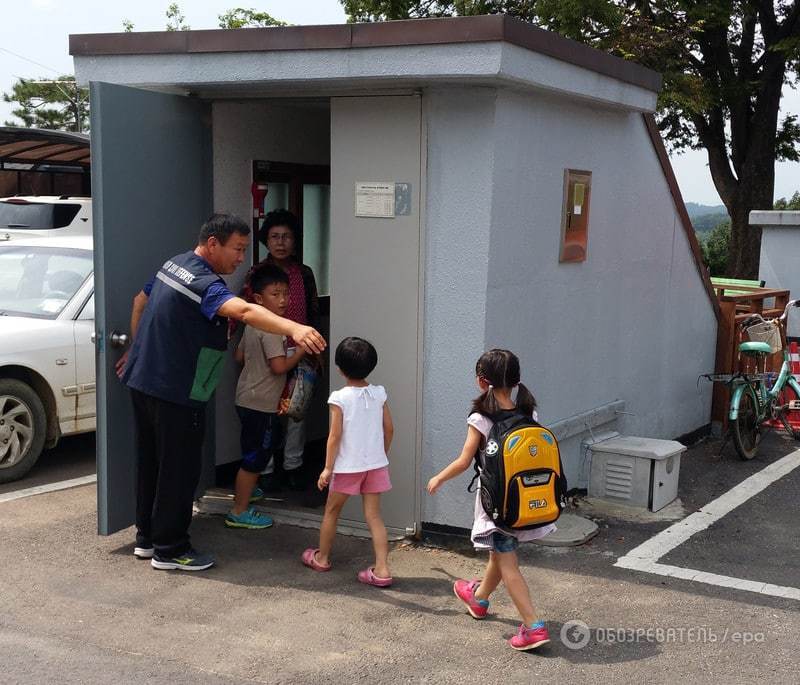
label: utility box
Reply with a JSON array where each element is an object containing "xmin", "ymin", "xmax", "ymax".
[{"xmin": 588, "ymin": 436, "xmax": 685, "ymax": 512}]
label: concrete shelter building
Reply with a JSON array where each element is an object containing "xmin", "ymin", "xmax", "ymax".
[{"xmin": 71, "ymin": 15, "xmax": 718, "ymax": 538}]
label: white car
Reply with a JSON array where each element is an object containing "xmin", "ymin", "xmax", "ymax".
[
  {"xmin": 0, "ymin": 233, "xmax": 95, "ymax": 483},
  {"xmin": 0, "ymin": 196, "xmax": 92, "ymax": 239}
]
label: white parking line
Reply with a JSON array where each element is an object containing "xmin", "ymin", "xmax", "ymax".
[
  {"xmin": 615, "ymin": 447, "xmax": 800, "ymax": 601},
  {"xmin": 0, "ymin": 474, "xmax": 96, "ymax": 504}
]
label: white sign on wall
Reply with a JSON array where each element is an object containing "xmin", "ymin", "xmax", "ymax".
[{"xmin": 355, "ymin": 181, "xmax": 395, "ymax": 218}]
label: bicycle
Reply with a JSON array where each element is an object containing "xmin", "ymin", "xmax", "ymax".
[{"xmin": 705, "ymin": 299, "xmax": 800, "ymax": 460}]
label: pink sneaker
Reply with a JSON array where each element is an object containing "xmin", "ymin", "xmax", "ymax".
[
  {"xmin": 509, "ymin": 623, "xmax": 550, "ymax": 651},
  {"xmin": 453, "ymin": 579, "xmax": 489, "ymax": 619}
]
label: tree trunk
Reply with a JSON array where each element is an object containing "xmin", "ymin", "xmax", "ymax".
[
  {"xmin": 726, "ymin": 198, "xmax": 762, "ymax": 279},
  {"xmin": 724, "ymin": 165, "xmax": 774, "ymax": 279}
]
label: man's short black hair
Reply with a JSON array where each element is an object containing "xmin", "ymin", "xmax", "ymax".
[
  {"xmin": 199, "ymin": 213, "xmax": 251, "ymax": 245},
  {"xmin": 250, "ymin": 263, "xmax": 289, "ymax": 295},
  {"xmin": 334, "ymin": 337, "xmax": 378, "ymax": 380},
  {"xmin": 258, "ymin": 208, "xmax": 300, "ymax": 247}
]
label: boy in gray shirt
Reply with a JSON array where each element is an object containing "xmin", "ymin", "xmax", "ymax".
[{"xmin": 228, "ymin": 265, "xmax": 305, "ymax": 529}]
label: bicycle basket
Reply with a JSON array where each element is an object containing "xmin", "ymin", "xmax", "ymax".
[{"xmin": 746, "ymin": 321, "xmax": 782, "ymax": 353}]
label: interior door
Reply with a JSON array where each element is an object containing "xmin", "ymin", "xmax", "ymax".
[
  {"xmin": 330, "ymin": 95, "xmax": 423, "ymax": 535},
  {"xmin": 91, "ymin": 82, "xmax": 212, "ymax": 535}
]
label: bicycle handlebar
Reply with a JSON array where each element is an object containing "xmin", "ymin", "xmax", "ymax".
[
  {"xmin": 781, "ymin": 299, "xmax": 799, "ymax": 320},
  {"xmin": 740, "ymin": 300, "xmax": 798, "ymax": 328}
]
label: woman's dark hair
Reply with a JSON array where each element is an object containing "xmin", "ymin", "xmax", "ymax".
[
  {"xmin": 198, "ymin": 213, "xmax": 250, "ymax": 245},
  {"xmin": 335, "ymin": 336, "xmax": 378, "ymax": 380},
  {"xmin": 258, "ymin": 208, "xmax": 301, "ymax": 247},
  {"xmin": 471, "ymin": 349, "xmax": 537, "ymax": 417},
  {"xmin": 250, "ymin": 263, "xmax": 289, "ymax": 295}
]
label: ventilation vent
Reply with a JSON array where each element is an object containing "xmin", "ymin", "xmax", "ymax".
[{"xmin": 603, "ymin": 459, "xmax": 634, "ymax": 500}]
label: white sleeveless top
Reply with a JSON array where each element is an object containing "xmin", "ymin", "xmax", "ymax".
[{"xmin": 328, "ymin": 384, "xmax": 389, "ymax": 473}]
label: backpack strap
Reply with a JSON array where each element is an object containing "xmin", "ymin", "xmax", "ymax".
[
  {"xmin": 465, "ymin": 409, "xmax": 531, "ymax": 493},
  {"xmin": 466, "ymin": 411, "xmax": 498, "ymax": 493},
  {"xmin": 467, "ymin": 459, "xmax": 480, "ymax": 493}
]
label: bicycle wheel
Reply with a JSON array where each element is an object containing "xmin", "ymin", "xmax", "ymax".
[{"xmin": 732, "ymin": 386, "xmax": 761, "ymax": 460}]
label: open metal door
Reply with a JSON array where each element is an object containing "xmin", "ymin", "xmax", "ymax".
[
  {"xmin": 330, "ymin": 95, "xmax": 423, "ymax": 536},
  {"xmin": 91, "ymin": 82, "xmax": 212, "ymax": 535}
]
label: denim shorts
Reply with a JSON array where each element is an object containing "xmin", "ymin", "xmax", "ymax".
[{"xmin": 490, "ymin": 531, "xmax": 520, "ymax": 553}]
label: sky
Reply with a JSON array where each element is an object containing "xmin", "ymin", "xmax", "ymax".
[{"xmin": 1, "ymin": 0, "xmax": 798, "ymax": 206}]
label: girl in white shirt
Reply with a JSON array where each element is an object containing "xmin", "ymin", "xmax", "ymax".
[{"xmin": 302, "ymin": 337, "xmax": 395, "ymax": 586}]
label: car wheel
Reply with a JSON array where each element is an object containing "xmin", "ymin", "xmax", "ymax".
[{"xmin": 0, "ymin": 378, "xmax": 47, "ymax": 483}]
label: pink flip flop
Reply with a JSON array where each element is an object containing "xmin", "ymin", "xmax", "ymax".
[
  {"xmin": 301, "ymin": 548, "xmax": 331, "ymax": 572},
  {"xmin": 357, "ymin": 566, "xmax": 393, "ymax": 587}
]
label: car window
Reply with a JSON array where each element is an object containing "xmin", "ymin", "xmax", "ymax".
[
  {"xmin": 0, "ymin": 201, "xmax": 82, "ymax": 229},
  {"xmin": 0, "ymin": 246, "xmax": 93, "ymax": 319},
  {"xmin": 77, "ymin": 292, "xmax": 94, "ymax": 321}
]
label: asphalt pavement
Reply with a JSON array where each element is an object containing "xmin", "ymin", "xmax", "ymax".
[{"xmin": 0, "ymin": 432, "xmax": 798, "ymax": 684}]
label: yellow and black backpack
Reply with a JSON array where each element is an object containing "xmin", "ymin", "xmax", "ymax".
[{"xmin": 469, "ymin": 410, "xmax": 567, "ymax": 530}]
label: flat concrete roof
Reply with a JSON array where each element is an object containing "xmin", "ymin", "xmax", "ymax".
[
  {"xmin": 750, "ymin": 210, "xmax": 800, "ymax": 228},
  {"xmin": 69, "ymin": 15, "xmax": 662, "ymax": 94}
]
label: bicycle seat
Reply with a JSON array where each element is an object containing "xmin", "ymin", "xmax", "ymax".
[{"xmin": 739, "ymin": 341, "xmax": 773, "ymax": 355}]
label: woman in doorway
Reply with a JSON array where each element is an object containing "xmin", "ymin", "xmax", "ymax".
[{"xmin": 244, "ymin": 209, "xmax": 320, "ymax": 491}]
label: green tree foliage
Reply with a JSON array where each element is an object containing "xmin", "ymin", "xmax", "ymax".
[
  {"xmin": 692, "ymin": 211, "xmax": 730, "ymax": 235},
  {"xmin": 341, "ymin": 1, "xmax": 800, "ymax": 279},
  {"xmin": 123, "ymin": 5, "xmax": 288, "ymax": 32},
  {"xmin": 341, "ymin": 1, "xmax": 488, "ymax": 21},
  {"xmin": 166, "ymin": 3, "xmax": 191, "ymax": 31},
  {"xmin": 2, "ymin": 76, "xmax": 89, "ymax": 132},
  {"xmin": 774, "ymin": 190, "xmax": 800, "ymax": 209},
  {"xmin": 702, "ymin": 219, "xmax": 732, "ymax": 276},
  {"xmin": 218, "ymin": 8, "xmax": 288, "ymax": 28}
]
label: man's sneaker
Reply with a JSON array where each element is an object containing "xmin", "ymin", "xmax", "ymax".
[
  {"xmin": 509, "ymin": 623, "xmax": 550, "ymax": 651},
  {"xmin": 133, "ymin": 545, "xmax": 154, "ymax": 559},
  {"xmin": 150, "ymin": 549, "xmax": 215, "ymax": 571},
  {"xmin": 225, "ymin": 507, "xmax": 274, "ymax": 530},
  {"xmin": 453, "ymin": 578, "xmax": 489, "ymax": 619},
  {"xmin": 249, "ymin": 487, "xmax": 265, "ymax": 503}
]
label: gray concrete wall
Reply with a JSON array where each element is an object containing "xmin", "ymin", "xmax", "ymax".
[
  {"xmin": 420, "ymin": 88, "xmax": 717, "ymax": 529},
  {"xmin": 759, "ymin": 227, "xmax": 800, "ymax": 338},
  {"xmin": 419, "ymin": 88, "xmax": 498, "ymax": 529},
  {"xmin": 211, "ymin": 100, "xmax": 330, "ymax": 465},
  {"xmin": 485, "ymin": 90, "xmax": 716, "ymax": 489}
]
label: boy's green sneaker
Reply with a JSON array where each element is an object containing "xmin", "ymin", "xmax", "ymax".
[
  {"xmin": 225, "ymin": 507, "xmax": 274, "ymax": 530},
  {"xmin": 249, "ymin": 487, "xmax": 265, "ymax": 503}
]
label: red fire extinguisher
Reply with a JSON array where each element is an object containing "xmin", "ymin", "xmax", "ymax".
[{"xmin": 251, "ymin": 181, "xmax": 268, "ymax": 219}]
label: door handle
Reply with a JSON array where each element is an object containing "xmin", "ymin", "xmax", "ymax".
[
  {"xmin": 90, "ymin": 331, "xmax": 96, "ymax": 344},
  {"xmin": 109, "ymin": 331, "xmax": 129, "ymax": 348}
]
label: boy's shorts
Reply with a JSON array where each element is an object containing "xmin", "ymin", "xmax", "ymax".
[
  {"xmin": 330, "ymin": 466, "xmax": 392, "ymax": 495},
  {"xmin": 490, "ymin": 530, "xmax": 519, "ymax": 553},
  {"xmin": 236, "ymin": 406, "xmax": 280, "ymax": 474}
]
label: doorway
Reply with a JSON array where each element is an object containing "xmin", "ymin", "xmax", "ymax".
[
  {"xmin": 234, "ymin": 159, "xmax": 332, "ymax": 512},
  {"xmin": 211, "ymin": 95, "xmax": 424, "ymax": 536},
  {"xmin": 92, "ymin": 89, "xmax": 423, "ymax": 538}
]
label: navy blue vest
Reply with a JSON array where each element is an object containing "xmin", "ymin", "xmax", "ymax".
[{"xmin": 124, "ymin": 251, "xmax": 229, "ymax": 407}]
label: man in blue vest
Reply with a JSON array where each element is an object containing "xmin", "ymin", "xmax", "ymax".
[{"xmin": 119, "ymin": 213, "xmax": 326, "ymax": 571}]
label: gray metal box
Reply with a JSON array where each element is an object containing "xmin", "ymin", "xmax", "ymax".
[{"xmin": 588, "ymin": 436, "xmax": 685, "ymax": 511}]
